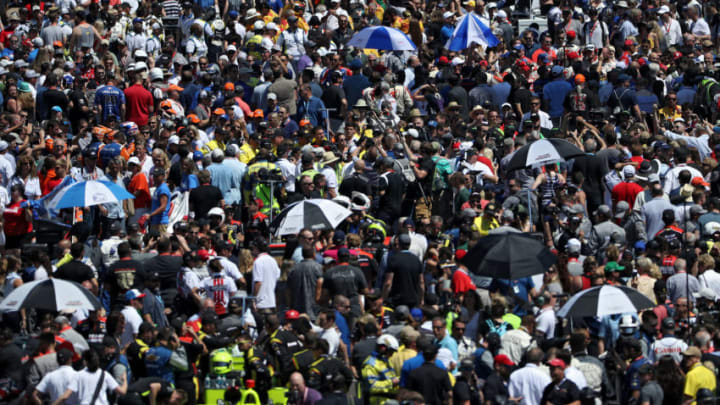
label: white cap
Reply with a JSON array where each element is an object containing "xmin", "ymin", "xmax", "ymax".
[
  {"xmin": 566, "ymin": 238, "xmax": 582, "ymax": 254},
  {"xmin": 451, "ymin": 56, "xmax": 465, "ymax": 66},
  {"xmin": 487, "ymin": 2, "xmax": 497, "ymax": 7},
  {"xmin": 134, "ymin": 61, "xmax": 148, "ymax": 71},
  {"xmin": 128, "ymin": 156, "xmax": 141, "ymax": 166},
  {"xmin": 496, "ymin": 10, "xmax": 507, "ymax": 18},
  {"xmin": 0, "ymin": 140, "xmax": 7, "ymax": 151},
  {"xmin": 266, "ymin": 22, "xmax": 278, "ymax": 31},
  {"xmin": 253, "ymin": 20, "xmax": 265, "ymax": 30},
  {"xmin": 168, "ymin": 135, "xmax": 180, "ymax": 145},
  {"xmin": 267, "ymin": 92, "xmax": 277, "ymax": 100},
  {"xmin": 211, "ymin": 148, "xmax": 224, "ymax": 160},
  {"xmin": 377, "ymin": 334, "xmax": 399, "ymax": 350},
  {"xmin": 657, "ymin": 5, "xmax": 670, "ymax": 14},
  {"xmin": 149, "ymin": 67, "xmax": 163, "ymax": 81},
  {"xmin": 31, "ymin": 37, "xmax": 43, "ymax": 47},
  {"xmin": 24, "ymin": 70, "xmax": 40, "ymax": 78},
  {"xmin": 443, "ymin": 11, "xmax": 454, "ymax": 19},
  {"xmin": 227, "ymin": 44, "xmax": 237, "ymax": 52},
  {"xmin": 134, "ymin": 49, "xmax": 148, "ymax": 59}
]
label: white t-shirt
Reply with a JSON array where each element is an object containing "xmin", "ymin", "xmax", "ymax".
[
  {"xmin": 322, "ymin": 327, "xmax": 341, "ymax": 357},
  {"xmin": 36, "ymin": 365, "xmax": 78, "ymax": 403},
  {"xmin": 201, "ymin": 274, "xmax": 238, "ymax": 313},
  {"xmin": 535, "ymin": 308, "xmax": 556, "ymax": 339},
  {"xmin": 69, "ymin": 369, "xmax": 119, "ymax": 405},
  {"xmin": 252, "ymin": 253, "xmax": 281, "ymax": 309},
  {"xmin": 120, "ymin": 306, "xmax": 143, "ymax": 347}
]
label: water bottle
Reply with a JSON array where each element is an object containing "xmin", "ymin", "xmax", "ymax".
[
  {"xmin": 219, "ymin": 375, "xmax": 226, "ymax": 389},
  {"xmin": 205, "ymin": 375, "xmax": 212, "ymax": 390}
]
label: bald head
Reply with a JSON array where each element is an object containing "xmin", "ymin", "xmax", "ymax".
[
  {"xmin": 584, "ymin": 139, "xmax": 597, "ymax": 153},
  {"xmin": 290, "ymin": 372, "xmax": 306, "ymax": 392},
  {"xmin": 355, "ymin": 160, "xmax": 366, "ymax": 172}
]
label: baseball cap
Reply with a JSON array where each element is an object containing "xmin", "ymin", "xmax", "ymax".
[
  {"xmin": 692, "ymin": 176, "xmax": 710, "ymax": 187},
  {"xmin": 622, "ymin": 165, "xmax": 636, "ymax": 178},
  {"xmin": 566, "ymin": 238, "xmax": 582, "ymax": 254},
  {"xmin": 128, "ymin": 156, "xmax": 141, "ymax": 166},
  {"xmin": 494, "ymin": 354, "xmax": 515, "ymax": 367},
  {"xmin": 605, "ymin": 261, "xmax": 625, "ymax": 272},
  {"xmin": 125, "ymin": 289, "xmax": 146, "ymax": 301},
  {"xmin": 285, "ymin": 309, "xmax": 300, "ymax": 320},
  {"xmin": 547, "ymin": 358, "xmax": 566, "ymax": 368},
  {"xmin": 682, "ymin": 346, "xmax": 703, "ymax": 358},
  {"xmin": 151, "ymin": 167, "xmax": 165, "ymax": 176}
]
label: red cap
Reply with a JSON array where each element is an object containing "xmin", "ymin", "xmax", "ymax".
[
  {"xmin": 455, "ymin": 249, "xmax": 467, "ymax": 260},
  {"xmin": 245, "ymin": 379, "xmax": 255, "ymax": 389},
  {"xmin": 479, "ymin": 60, "xmax": 489, "ymax": 67},
  {"xmin": 197, "ymin": 249, "xmax": 210, "ymax": 261},
  {"xmin": 637, "ymin": 58, "xmax": 647, "ymax": 66},
  {"xmin": 692, "ymin": 176, "xmax": 710, "ymax": 187},
  {"xmin": 575, "ymin": 74, "xmax": 586, "ymax": 84},
  {"xmin": 547, "ymin": 358, "xmax": 566, "ymax": 368},
  {"xmin": 438, "ymin": 56, "xmax": 450, "ymax": 65},
  {"xmin": 566, "ymin": 51, "xmax": 580, "ymax": 60},
  {"xmin": 494, "ymin": 354, "xmax": 515, "ymax": 367},
  {"xmin": 566, "ymin": 30, "xmax": 576, "ymax": 39},
  {"xmin": 224, "ymin": 82, "xmax": 235, "ymax": 91},
  {"xmin": 624, "ymin": 39, "xmax": 636, "ymax": 47},
  {"xmin": 285, "ymin": 309, "xmax": 300, "ymax": 320}
]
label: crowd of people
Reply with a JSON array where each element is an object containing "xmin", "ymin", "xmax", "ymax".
[{"xmin": 4, "ymin": 0, "xmax": 720, "ymax": 404}]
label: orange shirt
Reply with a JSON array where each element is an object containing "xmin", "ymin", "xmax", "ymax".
[{"xmin": 128, "ymin": 172, "xmax": 151, "ymax": 209}]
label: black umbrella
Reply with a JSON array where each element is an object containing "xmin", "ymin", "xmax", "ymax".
[
  {"xmin": 460, "ymin": 233, "xmax": 557, "ymax": 279},
  {"xmin": 505, "ymin": 138, "xmax": 586, "ymax": 172}
]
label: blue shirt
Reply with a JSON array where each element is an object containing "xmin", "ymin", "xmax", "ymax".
[
  {"xmin": 180, "ymin": 173, "xmax": 199, "ymax": 192},
  {"xmin": 95, "ymin": 85, "xmax": 126, "ymax": 122},
  {"xmin": 598, "ymin": 81, "xmax": 614, "ymax": 105},
  {"xmin": 335, "ymin": 310, "xmax": 351, "ymax": 351},
  {"xmin": 208, "ymin": 162, "xmax": 242, "ymax": 205},
  {"xmin": 400, "ymin": 353, "xmax": 446, "ymax": 387},
  {"xmin": 635, "ymin": 89, "xmax": 659, "ymax": 114},
  {"xmin": 180, "ymin": 83, "xmax": 201, "ymax": 112},
  {"xmin": 150, "ymin": 182, "xmax": 171, "ymax": 225},
  {"xmin": 490, "ymin": 81, "xmax": 511, "ymax": 108},
  {"xmin": 677, "ymin": 85, "xmax": 696, "ymax": 106},
  {"xmin": 543, "ymin": 79, "xmax": 573, "ymax": 118},
  {"xmin": 435, "ymin": 335, "xmax": 459, "ymax": 361},
  {"xmin": 344, "ymin": 74, "xmax": 371, "ymax": 109},
  {"xmin": 296, "ymin": 96, "xmax": 327, "ymax": 127},
  {"xmin": 490, "ymin": 277, "xmax": 534, "ymax": 316}
]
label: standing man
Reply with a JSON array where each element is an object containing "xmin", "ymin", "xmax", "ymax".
[
  {"xmin": 682, "ymin": 346, "xmax": 716, "ymax": 402},
  {"xmin": 143, "ymin": 167, "xmax": 171, "ymax": 234},
  {"xmin": 287, "ymin": 246, "xmax": 323, "ymax": 319},
  {"xmin": 383, "ymin": 234, "xmax": 424, "ymax": 308},
  {"xmin": 541, "ymin": 358, "xmax": 581, "ymax": 404},
  {"xmin": 124, "ymin": 66, "xmax": 154, "ymax": 127},
  {"xmin": 251, "ymin": 237, "xmax": 281, "ymax": 314}
]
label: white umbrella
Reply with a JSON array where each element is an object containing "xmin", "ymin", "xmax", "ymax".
[
  {"xmin": 270, "ymin": 199, "xmax": 351, "ymax": 236},
  {"xmin": 47, "ymin": 179, "xmax": 134, "ymax": 210},
  {"xmin": 0, "ymin": 278, "xmax": 101, "ymax": 312},
  {"xmin": 556, "ymin": 285, "xmax": 655, "ymax": 318}
]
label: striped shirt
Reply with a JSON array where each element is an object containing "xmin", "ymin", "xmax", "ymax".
[{"xmin": 162, "ymin": 0, "xmax": 182, "ymax": 18}]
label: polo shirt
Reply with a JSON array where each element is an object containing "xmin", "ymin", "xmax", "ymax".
[
  {"xmin": 399, "ymin": 353, "xmax": 445, "ymax": 387},
  {"xmin": 684, "ymin": 362, "xmax": 716, "ymax": 398},
  {"xmin": 612, "ymin": 181, "xmax": 643, "ymax": 209},
  {"xmin": 124, "ymin": 84, "xmax": 153, "ymax": 127}
]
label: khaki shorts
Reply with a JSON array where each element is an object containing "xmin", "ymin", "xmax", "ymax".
[{"xmin": 151, "ymin": 224, "xmax": 168, "ymax": 235}]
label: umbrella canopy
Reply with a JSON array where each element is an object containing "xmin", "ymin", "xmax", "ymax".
[
  {"xmin": 271, "ymin": 199, "xmax": 352, "ymax": 236},
  {"xmin": 505, "ymin": 138, "xmax": 586, "ymax": 171},
  {"xmin": 460, "ymin": 233, "xmax": 557, "ymax": 279},
  {"xmin": 556, "ymin": 285, "xmax": 655, "ymax": 318},
  {"xmin": 347, "ymin": 26, "xmax": 417, "ymax": 51},
  {"xmin": 446, "ymin": 13, "xmax": 499, "ymax": 51},
  {"xmin": 47, "ymin": 179, "xmax": 135, "ymax": 210},
  {"xmin": 0, "ymin": 278, "xmax": 101, "ymax": 312}
]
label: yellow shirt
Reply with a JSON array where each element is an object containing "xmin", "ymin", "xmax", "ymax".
[
  {"xmin": 201, "ymin": 139, "xmax": 225, "ymax": 155},
  {"xmin": 389, "ymin": 346, "xmax": 417, "ymax": 374},
  {"xmin": 473, "ymin": 216, "xmax": 499, "ymax": 236},
  {"xmin": 659, "ymin": 105, "xmax": 682, "ymax": 121},
  {"xmin": 238, "ymin": 143, "xmax": 256, "ymax": 164},
  {"xmin": 684, "ymin": 362, "xmax": 716, "ymax": 399}
]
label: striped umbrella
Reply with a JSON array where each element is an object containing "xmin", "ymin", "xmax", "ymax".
[
  {"xmin": 446, "ymin": 12, "xmax": 499, "ymax": 51},
  {"xmin": 46, "ymin": 179, "xmax": 134, "ymax": 210},
  {"xmin": 271, "ymin": 199, "xmax": 352, "ymax": 236},
  {"xmin": 556, "ymin": 285, "xmax": 655, "ymax": 318},
  {"xmin": 347, "ymin": 26, "xmax": 417, "ymax": 51},
  {"xmin": 0, "ymin": 278, "xmax": 101, "ymax": 312}
]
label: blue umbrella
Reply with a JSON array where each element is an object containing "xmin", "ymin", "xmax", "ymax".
[
  {"xmin": 446, "ymin": 12, "xmax": 499, "ymax": 51},
  {"xmin": 47, "ymin": 180, "xmax": 135, "ymax": 210},
  {"xmin": 347, "ymin": 26, "xmax": 417, "ymax": 51}
]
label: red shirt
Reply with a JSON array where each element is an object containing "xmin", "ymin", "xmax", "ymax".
[
  {"xmin": 3, "ymin": 200, "xmax": 32, "ymax": 236},
  {"xmin": 124, "ymin": 83, "xmax": 153, "ymax": 127},
  {"xmin": 452, "ymin": 268, "xmax": 476, "ymax": 294},
  {"xmin": 612, "ymin": 181, "xmax": 643, "ymax": 209}
]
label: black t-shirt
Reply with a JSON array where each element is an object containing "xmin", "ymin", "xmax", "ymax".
[
  {"xmin": 386, "ymin": 251, "xmax": 422, "ymax": 307},
  {"xmin": 541, "ymin": 378, "xmax": 581, "ymax": 405},
  {"xmin": 69, "ymin": 89, "xmax": 90, "ymax": 125},
  {"xmin": 107, "ymin": 258, "xmax": 145, "ymax": 297},
  {"xmin": 55, "ymin": 260, "xmax": 95, "ymax": 284},
  {"xmin": 483, "ymin": 372, "xmax": 510, "ymax": 405},
  {"xmin": 324, "ymin": 263, "xmax": 367, "ymax": 301},
  {"xmin": 338, "ymin": 172, "xmax": 371, "ymax": 198},
  {"xmin": 42, "ymin": 88, "xmax": 69, "ymax": 117},
  {"xmin": 377, "ymin": 171, "xmax": 405, "ymax": 216},
  {"xmin": 321, "ymin": 85, "xmax": 346, "ymax": 120},
  {"xmin": 510, "ymin": 87, "xmax": 533, "ymax": 115},
  {"xmin": 189, "ymin": 184, "xmax": 224, "ymax": 219},
  {"xmin": 454, "ymin": 376, "xmax": 482, "ymax": 405},
  {"xmin": 127, "ymin": 377, "xmax": 174, "ymax": 403},
  {"xmin": 141, "ymin": 254, "xmax": 183, "ymax": 303},
  {"xmin": 407, "ymin": 362, "xmax": 452, "ymax": 405}
]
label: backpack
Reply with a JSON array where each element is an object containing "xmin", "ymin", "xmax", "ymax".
[
  {"xmin": 21, "ymin": 266, "xmax": 37, "ymax": 283},
  {"xmin": 486, "ymin": 319, "xmax": 510, "ymax": 337},
  {"xmin": 431, "ymin": 157, "xmax": 453, "ymax": 192}
]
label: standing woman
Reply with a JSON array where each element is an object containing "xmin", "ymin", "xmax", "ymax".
[
  {"xmin": 10, "ymin": 155, "xmax": 41, "ymax": 200},
  {"xmin": 3, "ymin": 184, "xmax": 33, "ymax": 249}
]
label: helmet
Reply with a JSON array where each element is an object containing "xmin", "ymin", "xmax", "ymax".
[
  {"xmin": 367, "ymin": 222, "xmax": 387, "ymax": 240},
  {"xmin": 121, "ymin": 121, "xmax": 139, "ymax": 137},
  {"xmin": 332, "ymin": 195, "xmax": 351, "ymax": 209},
  {"xmin": 619, "ymin": 314, "xmax": 639, "ymax": 336},
  {"xmin": 210, "ymin": 348, "xmax": 233, "ymax": 375},
  {"xmin": 149, "ymin": 68, "xmax": 163, "ymax": 81},
  {"xmin": 212, "ymin": 19, "xmax": 225, "ymax": 32},
  {"xmin": 377, "ymin": 334, "xmax": 399, "ymax": 351},
  {"xmin": 351, "ymin": 191, "xmax": 371, "ymax": 212}
]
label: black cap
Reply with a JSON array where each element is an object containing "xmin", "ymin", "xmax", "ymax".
[
  {"xmin": 56, "ymin": 348, "xmax": 73, "ymax": 364},
  {"xmin": 152, "ymin": 167, "xmax": 165, "ymax": 176},
  {"xmin": 338, "ymin": 247, "xmax": 350, "ymax": 257},
  {"xmin": 147, "ymin": 271, "xmax": 160, "ymax": 281},
  {"xmin": 661, "ymin": 317, "xmax": 675, "ymax": 330},
  {"xmin": 662, "ymin": 208, "xmax": 675, "ymax": 222},
  {"xmin": 398, "ymin": 233, "xmax": 412, "ymax": 246},
  {"xmin": 201, "ymin": 310, "xmax": 218, "ymax": 324}
]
